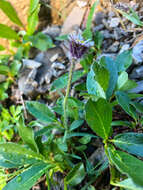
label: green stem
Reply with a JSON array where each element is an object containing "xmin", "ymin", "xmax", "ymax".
[
  {"xmin": 63, "ymin": 59, "xmax": 75, "ymax": 135},
  {"xmin": 64, "ymin": 179, "xmax": 68, "ymax": 190},
  {"xmin": 46, "ymin": 173, "xmax": 51, "ymax": 190}
]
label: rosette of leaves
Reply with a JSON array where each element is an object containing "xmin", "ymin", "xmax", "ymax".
[{"xmin": 85, "ymin": 48, "xmax": 143, "ymax": 189}]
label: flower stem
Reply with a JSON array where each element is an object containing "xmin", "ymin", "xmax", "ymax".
[{"xmin": 63, "ymin": 59, "xmax": 75, "ymax": 135}]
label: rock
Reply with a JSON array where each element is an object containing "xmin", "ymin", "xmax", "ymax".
[
  {"xmin": 130, "ymin": 66, "xmax": 143, "ymax": 79},
  {"xmin": 18, "ymin": 59, "xmax": 42, "ymax": 96},
  {"xmin": 35, "ymin": 46, "xmax": 65, "ymax": 64},
  {"xmin": 22, "ymin": 59, "xmax": 42, "ymax": 69},
  {"xmin": 94, "ymin": 11, "xmax": 106, "ymax": 25},
  {"xmin": 107, "ymin": 41, "xmax": 120, "ymax": 53},
  {"xmin": 108, "ymin": 11, "xmax": 116, "ymax": 18},
  {"xmin": 119, "ymin": 44, "xmax": 130, "ymax": 53},
  {"xmin": 101, "ymin": 30, "xmax": 114, "ymax": 39},
  {"xmin": 61, "ymin": 6, "xmax": 86, "ymax": 35},
  {"xmin": 102, "ymin": 18, "xmax": 112, "ymax": 30},
  {"xmin": 132, "ymin": 40, "xmax": 143, "ymax": 63},
  {"xmin": 113, "ymin": 28, "xmax": 128, "ymax": 40},
  {"xmin": 93, "ymin": 24, "xmax": 104, "ymax": 32},
  {"xmin": 102, "ymin": 39, "xmax": 113, "ymax": 50},
  {"xmin": 42, "ymin": 25, "xmax": 61, "ymax": 39},
  {"xmin": 34, "ymin": 47, "xmax": 66, "ymax": 84},
  {"xmin": 97, "ymin": 53, "xmax": 117, "ymax": 61},
  {"xmin": 52, "ymin": 62, "xmax": 66, "ymax": 70},
  {"xmin": 18, "ymin": 67, "xmax": 38, "ymax": 96},
  {"xmin": 89, "ymin": 145, "xmax": 108, "ymax": 165},
  {"xmin": 109, "ymin": 17, "xmax": 120, "ymax": 28},
  {"xmin": 128, "ymin": 80, "xmax": 143, "ymax": 93},
  {"xmin": 18, "ymin": 46, "xmax": 67, "ymax": 96}
]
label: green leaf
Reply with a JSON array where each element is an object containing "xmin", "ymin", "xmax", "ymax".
[
  {"xmin": 55, "ymin": 34, "xmax": 68, "ymax": 41},
  {"xmin": 3, "ymin": 163, "xmax": 51, "ymax": 190},
  {"xmin": 26, "ymin": 101, "xmax": 57, "ymax": 124},
  {"xmin": 0, "ymin": 24, "xmax": 19, "ymax": 39},
  {"xmin": 94, "ymin": 31, "xmax": 103, "ymax": 50},
  {"xmin": 65, "ymin": 163, "xmax": 85, "ymax": 186},
  {"xmin": 70, "ymin": 120, "xmax": 84, "ymax": 131},
  {"xmin": 108, "ymin": 148, "xmax": 143, "ymax": 186},
  {"xmin": 82, "ymin": 0, "xmax": 99, "ymax": 39},
  {"xmin": 128, "ymin": 93, "xmax": 143, "ymax": 99},
  {"xmin": 130, "ymin": 101, "xmax": 143, "ymax": 113},
  {"xmin": 86, "ymin": 66, "xmax": 106, "ymax": 99},
  {"xmin": 118, "ymin": 8, "xmax": 143, "ymax": 26},
  {"xmin": 66, "ymin": 98, "xmax": 79, "ymax": 120},
  {"xmin": 87, "ymin": 186, "xmax": 96, "ymax": 190},
  {"xmin": 79, "ymin": 136, "xmax": 91, "ymax": 145},
  {"xmin": 101, "ymin": 57, "xmax": 118, "ymax": 99},
  {"xmin": 0, "ymin": 45, "xmax": 5, "ymax": 51},
  {"xmin": 116, "ymin": 50, "xmax": 133, "ymax": 72},
  {"xmin": 0, "ymin": 65, "xmax": 10, "ymax": 75},
  {"xmin": 115, "ymin": 91, "xmax": 137, "ymax": 119},
  {"xmin": 112, "ymin": 178, "xmax": 143, "ymax": 190},
  {"xmin": 113, "ymin": 133, "xmax": 143, "ymax": 157},
  {"xmin": 27, "ymin": 4, "xmax": 40, "ymax": 35},
  {"xmin": 51, "ymin": 70, "xmax": 84, "ymax": 91},
  {"xmin": 29, "ymin": 32, "xmax": 54, "ymax": 51},
  {"xmin": 29, "ymin": 0, "xmax": 39, "ymax": 13},
  {"xmin": 117, "ymin": 71, "xmax": 128, "ymax": 90},
  {"xmin": 0, "ymin": 0, "xmax": 23, "ymax": 27},
  {"xmin": 93, "ymin": 62, "xmax": 109, "ymax": 92},
  {"xmin": 115, "ymin": 91, "xmax": 130, "ymax": 113},
  {"xmin": 0, "ymin": 82, "xmax": 9, "ymax": 100},
  {"xmin": 10, "ymin": 60, "xmax": 21, "ymax": 77},
  {"xmin": 119, "ymin": 79, "xmax": 137, "ymax": 91},
  {"xmin": 66, "ymin": 132, "xmax": 96, "ymax": 139},
  {"xmin": 85, "ymin": 98, "xmax": 112, "ymax": 139},
  {"xmin": 80, "ymin": 53, "xmax": 94, "ymax": 73},
  {"xmin": 0, "ymin": 143, "xmax": 45, "ymax": 168},
  {"xmin": 111, "ymin": 120, "xmax": 131, "ymax": 127},
  {"xmin": 17, "ymin": 116, "xmax": 39, "ymax": 153}
]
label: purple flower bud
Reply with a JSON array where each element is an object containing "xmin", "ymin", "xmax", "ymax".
[{"xmin": 68, "ymin": 32, "xmax": 94, "ymax": 59}]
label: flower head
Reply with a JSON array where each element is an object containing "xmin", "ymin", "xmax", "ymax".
[{"xmin": 68, "ymin": 31, "xmax": 94, "ymax": 59}]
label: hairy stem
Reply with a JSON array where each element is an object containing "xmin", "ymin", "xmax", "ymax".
[{"xmin": 63, "ymin": 59, "xmax": 75, "ymax": 131}]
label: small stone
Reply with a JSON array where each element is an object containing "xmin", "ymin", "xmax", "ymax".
[
  {"xmin": 108, "ymin": 11, "xmax": 116, "ymax": 18},
  {"xmin": 132, "ymin": 40, "xmax": 143, "ymax": 64},
  {"xmin": 130, "ymin": 66, "xmax": 143, "ymax": 79},
  {"xmin": 109, "ymin": 17, "xmax": 120, "ymax": 28},
  {"xmin": 50, "ymin": 53, "xmax": 58, "ymax": 62},
  {"xmin": 42, "ymin": 25, "xmax": 61, "ymax": 38},
  {"xmin": 128, "ymin": 80, "xmax": 143, "ymax": 94},
  {"xmin": 93, "ymin": 24, "xmax": 104, "ymax": 32},
  {"xmin": 52, "ymin": 62, "xmax": 66, "ymax": 70},
  {"xmin": 102, "ymin": 19, "xmax": 112, "ymax": 30},
  {"xmin": 97, "ymin": 53, "xmax": 117, "ymax": 61},
  {"xmin": 113, "ymin": 28, "xmax": 128, "ymax": 40},
  {"xmin": 102, "ymin": 39, "xmax": 113, "ymax": 50},
  {"xmin": 107, "ymin": 41, "xmax": 120, "ymax": 53},
  {"xmin": 22, "ymin": 59, "xmax": 42, "ymax": 69},
  {"xmin": 94, "ymin": 12, "xmax": 105, "ymax": 25},
  {"xmin": 44, "ymin": 70, "xmax": 53, "ymax": 84},
  {"xmin": 101, "ymin": 30, "xmax": 114, "ymax": 39},
  {"xmin": 119, "ymin": 44, "xmax": 130, "ymax": 54},
  {"xmin": 35, "ymin": 47, "xmax": 64, "ymax": 64}
]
